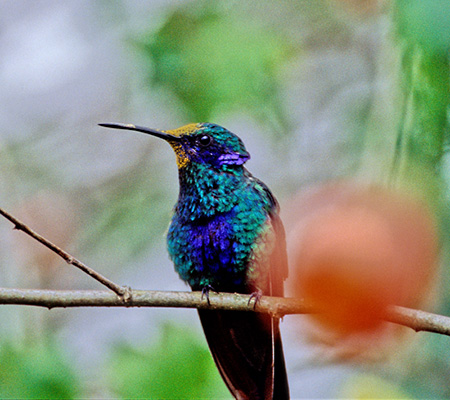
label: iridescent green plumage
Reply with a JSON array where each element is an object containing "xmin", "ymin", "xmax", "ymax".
[{"xmin": 99, "ymin": 122, "xmax": 289, "ymax": 400}]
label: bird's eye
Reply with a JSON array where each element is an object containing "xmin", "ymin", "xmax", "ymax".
[{"xmin": 198, "ymin": 134, "xmax": 212, "ymax": 147}]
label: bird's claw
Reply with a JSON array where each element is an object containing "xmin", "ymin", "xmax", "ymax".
[
  {"xmin": 201, "ymin": 285, "xmax": 219, "ymax": 306},
  {"xmin": 248, "ymin": 289, "xmax": 263, "ymax": 310}
]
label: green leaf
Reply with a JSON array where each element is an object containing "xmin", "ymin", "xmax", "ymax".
[
  {"xmin": 395, "ymin": 0, "xmax": 450, "ymax": 53},
  {"xmin": 108, "ymin": 323, "xmax": 229, "ymax": 399},
  {"xmin": 141, "ymin": 5, "xmax": 292, "ymax": 131},
  {"xmin": 0, "ymin": 343, "xmax": 79, "ymax": 399}
]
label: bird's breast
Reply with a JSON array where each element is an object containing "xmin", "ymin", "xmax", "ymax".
[{"xmin": 167, "ymin": 200, "xmax": 270, "ymax": 292}]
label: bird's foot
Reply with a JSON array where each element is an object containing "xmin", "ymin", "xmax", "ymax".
[
  {"xmin": 201, "ymin": 285, "xmax": 219, "ymax": 306},
  {"xmin": 248, "ymin": 289, "xmax": 263, "ymax": 310}
]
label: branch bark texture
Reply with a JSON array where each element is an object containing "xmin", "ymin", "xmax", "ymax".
[
  {"xmin": 1, "ymin": 287, "xmax": 450, "ymax": 337},
  {"xmin": 2, "ymin": 206, "xmax": 450, "ymax": 338}
]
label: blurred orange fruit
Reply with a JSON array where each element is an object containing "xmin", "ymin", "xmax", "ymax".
[{"xmin": 288, "ymin": 182, "xmax": 438, "ymax": 335}]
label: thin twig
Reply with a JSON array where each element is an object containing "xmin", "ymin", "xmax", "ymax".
[
  {"xmin": 0, "ymin": 287, "xmax": 449, "ymax": 338},
  {"xmin": 0, "ymin": 207, "xmax": 130, "ymax": 300}
]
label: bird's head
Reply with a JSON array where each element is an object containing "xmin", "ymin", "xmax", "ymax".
[{"xmin": 99, "ymin": 122, "xmax": 250, "ymax": 169}]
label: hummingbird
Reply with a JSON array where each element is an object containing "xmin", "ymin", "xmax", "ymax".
[{"xmin": 99, "ymin": 122, "xmax": 289, "ymax": 400}]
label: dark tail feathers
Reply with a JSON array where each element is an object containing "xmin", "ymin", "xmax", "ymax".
[{"xmin": 198, "ymin": 309, "xmax": 289, "ymax": 400}]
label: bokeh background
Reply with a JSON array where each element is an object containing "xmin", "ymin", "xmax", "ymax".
[{"xmin": 1, "ymin": 0, "xmax": 450, "ymax": 398}]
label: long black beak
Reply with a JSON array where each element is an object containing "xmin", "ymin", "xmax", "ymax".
[{"xmin": 98, "ymin": 122, "xmax": 181, "ymax": 142}]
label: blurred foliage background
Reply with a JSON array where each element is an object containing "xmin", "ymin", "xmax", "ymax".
[{"xmin": 0, "ymin": 0, "xmax": 449, "ymax": 398}]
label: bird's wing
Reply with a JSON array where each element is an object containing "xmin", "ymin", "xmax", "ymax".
[{"xmin": 245, "ymin": 174, "xmax": 289, "ymax": 297}]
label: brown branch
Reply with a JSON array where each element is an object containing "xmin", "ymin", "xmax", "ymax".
[
  {"xmin": 2, "ymin": 207, "xmax": 450, "ymax": 337},
  {"xmin": 0, "ymin": 207, "xmax": 130, "ymax": 300},
  {"xmin": 0, "ymin": 287, "xmax": 313, "ymax": 314},
  {"xmin": 0, "ymin": 287, "xmax": 450, "ymax": 337},
  {"xmin": 384, "ymin": 305, "xmax": 450, "ymax": 336}
]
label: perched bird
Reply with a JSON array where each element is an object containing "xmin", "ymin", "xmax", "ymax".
[{"xmin": 99, "ymin": 122, "xmax": 289, "ymax": 400}]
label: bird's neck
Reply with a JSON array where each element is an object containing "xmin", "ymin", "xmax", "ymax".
[{"xmin": 175, "ymin": 163, "xmax": 246, "ymax": 221}]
